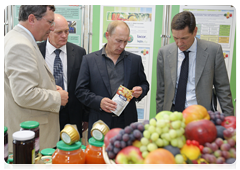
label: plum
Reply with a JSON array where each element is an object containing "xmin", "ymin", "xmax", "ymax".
[
  {"xmin": 215, "ymin": 125, "xmax": 226, "ymax": 139},
  {"xmin": 164, "ymin": 145, "xmax": 180, "ymax": 156}
]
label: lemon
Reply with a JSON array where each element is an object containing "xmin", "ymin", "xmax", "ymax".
[{"xmin": 180, "ymin": 144, "xmax": 201, "ymax": 160}]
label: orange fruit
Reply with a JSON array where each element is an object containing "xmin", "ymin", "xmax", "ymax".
[{"xmin": 144, "ymin": 148, "xmax": 176, "ymax": 164}]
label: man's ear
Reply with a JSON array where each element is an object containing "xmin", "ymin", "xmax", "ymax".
[
  {"xmin": 28, "ymin": 14, "xmax": 36, "ymax": 26},
  {"xmin": 105, "ymin": 31, "xmax": 110, "ymax": 40}
]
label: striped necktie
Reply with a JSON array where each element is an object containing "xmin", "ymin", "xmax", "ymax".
[{"xmin": 54, "ymin": 49, "xmax": 64, "ymax": 90}]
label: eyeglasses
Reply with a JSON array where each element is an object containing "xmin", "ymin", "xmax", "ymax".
[{"xmin": 42, "ymin": 17, "xmax": 55, "ymax": 26}]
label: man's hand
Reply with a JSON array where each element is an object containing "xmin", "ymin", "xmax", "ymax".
[
  {"xmin": 132, "ymin": 86, "xmax": 142, "ymax": 99},
  {"xmin": 57, "ymin": 89, "xmax": 68, "ymax": 106},
  {"xmin": 82, "ymin": 122, "xmax": 88, "ymax": 132},
  {"xmin": 100, "ymin": 97, "xmax": 117, "ymax": 113},
  {"xmin": 56, "ymin": 85, "xmax": 63, "ymax": 90}
]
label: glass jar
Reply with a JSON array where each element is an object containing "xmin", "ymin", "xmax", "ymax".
[
  {"xmin": 52, "ymin": 140, "xmax": 85, "ymax": 164},
  {"xmin": 39, "ymin": 148, "xmax": 56, "ymax": 164},
  {"xmin": 13, "ymin": 130, "xmax": 35, "ymax": 164},
  {"xmin": 20, "ymin": 121, "xmax": 40, "ymax": 155},
  {"xmin": 85, "ymin": 137, "xmax": 105, "ymax": 164},
  {"xmin": 4, "ymin": 126, "xmax": 8, "ymax": 163}
]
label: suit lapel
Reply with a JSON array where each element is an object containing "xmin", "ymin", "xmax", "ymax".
[
  {"xmin": 66, "ymin": 43, "xmax": 75, "ymax": 87},
  {"xmin": 167, "ymin": 46, "xmax": 178, "ymax": 88},
  {"xmin": 123, "ymin": 53, "xmax": 131, "ymax": 87},
  {"xmin": 94, "ymin": 50, "xmax": 112, "ymax": 96},
  {"xmin": 195, "ymin": 38, "xmax": 208, "ymax": 86}
]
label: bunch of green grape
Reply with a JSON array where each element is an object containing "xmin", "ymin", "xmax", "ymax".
[{"xmin": 140, "ymin": 112, "xmax": 186, "ymax": 158}]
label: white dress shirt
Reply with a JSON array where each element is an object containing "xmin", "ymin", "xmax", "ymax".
[
  {"xmin": 174, "ymin": 37, "xmax": 198, "ymax": 108},
  {"xmin": 45, "ymin": 39, "xmax": 68, "ymax": 91}
]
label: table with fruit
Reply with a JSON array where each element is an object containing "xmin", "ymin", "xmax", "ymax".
[{"xmin": 103, "ymin": 105, "xmax": 236, "ymax": 164}]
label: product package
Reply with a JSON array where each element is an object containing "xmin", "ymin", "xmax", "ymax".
[{"xmin": 111, "ymin": 85, "xmax": 133, "ymax": 116}]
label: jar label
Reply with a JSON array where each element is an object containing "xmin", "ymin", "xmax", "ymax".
[
  {"xmin": 92, "ymin": 130, "xmax": 103, "ymax": 141},
  {"xmin": 35, "ymin": 137, "xmax": 39, "ymax": 152},
  {"xmin": 4, "ymin": 144, "xmax": 8, "ymax": 159},
  {"xmin": 32, "ymin": 149, "xmax": 35, "ymax": 164}
]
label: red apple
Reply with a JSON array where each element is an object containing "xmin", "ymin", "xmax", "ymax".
[
  {"xmin": 104, "ymin": 128, "xmax": 122, "ymax": 148},
  {"xmin": 115, "ymin": 146, "xmax": 144, "ymax": 164},
  {"xmin": 185, "ymin": 119, "xmax": 217, "ymax": 145}
]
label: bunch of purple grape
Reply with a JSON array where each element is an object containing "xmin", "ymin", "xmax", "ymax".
[
  {"xmin": 105, "ymin": 120, "xmax": 149, "ymax": 159},
  {"xmin": 201, "ymin": 137, "xmax": 236, "ymax": 164},
  {"xmin": 208, "ymin": 110, "xmax": 225, "ymax": 125}
]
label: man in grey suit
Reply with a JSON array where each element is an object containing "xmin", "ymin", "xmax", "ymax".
[
  {"xmin": 156, "ymin": 11, "xmax": 234, "ymax": 116},
  {"xmin": 4, "ymin": 5, "xmax": 68, "ymax": 153}
]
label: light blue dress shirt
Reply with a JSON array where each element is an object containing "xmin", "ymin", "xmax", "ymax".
[{"xmin": 174, "ymin": 38, "xmax": 198, "ymax": 108}]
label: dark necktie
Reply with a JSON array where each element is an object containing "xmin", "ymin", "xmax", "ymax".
[
  {"xmin": 174, "ymin": 51, "xmax": 190, "ymax": 112},
  {"xmin": 54, "ymin": 49, "xmax": 64, "ymax": 90}
]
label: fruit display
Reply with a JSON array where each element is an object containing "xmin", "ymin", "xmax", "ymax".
[{"xmin": 102, "ymin": 105, "xmax": 236, "ymax": 164}]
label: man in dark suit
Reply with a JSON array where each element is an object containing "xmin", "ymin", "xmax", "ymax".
[
  {"xmin": 75, "ymin": 20, "xmax": 149, "ymax": 138},
  {"xmin": 156, "ymin": 11, "xmax": 234, "ymax": 115},
  {"xmin": 38, "ymin": 13, "xmax": 88, "ymax": 138}
]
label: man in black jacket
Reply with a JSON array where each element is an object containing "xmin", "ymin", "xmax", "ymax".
[{"xmin": 38, "ymin": 13, "xmax": 88, "ymax": 138}]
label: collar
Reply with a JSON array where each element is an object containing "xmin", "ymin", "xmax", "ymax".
[
  {"xmin": 178, "ymin": 37, "xmax": 197, "ymax": 54},
  {"xmin": 46, "ymin": 39, "xmax": 67, "ymax": 55},
  {"xmin": 17, "ymin": 24, "xmax": 35, "ymax": 42},
  {"xmin": 101, "ymin": 43, "xmax": 128, "ymax": 57}
]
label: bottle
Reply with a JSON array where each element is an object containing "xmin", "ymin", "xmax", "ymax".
[
  {"xmin": 12, "ymin": 130, "xmax": 35, "ymax": 164},
  {"xmin": 52, "ymin": 140, "xmax": 85, "ymax": 164},
  {"xmin": 20, "ymin": 121, "xmax": 40, "ymax": 155},
  {"xmin": 39, "ymin": 148, "xmax": 56, "ymax": 164},
  {"xmin": 85, "ymin": 137, "xmax": 105, "ymax": 164},
  {"xmin": 4, "ymin": 126, "xmax": 8, "ymax": 163}
]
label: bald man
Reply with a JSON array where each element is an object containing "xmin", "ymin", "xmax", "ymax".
[
  {"xmin": 38, "ymin": 13, "xmax": 89, "ymax": 138},
  {"xmin": 75, "ymin": 20, "xmax": 149, "ymax": 139}
]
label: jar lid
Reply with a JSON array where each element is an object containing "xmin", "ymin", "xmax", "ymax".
[
  {"xmin": 91, "ymin": 120, "xmax": 110, "ymax": 141},
  {"xmin": 20, "ymin": 121, "xmax": 39, "ymax": 129},
  {"xmin": 60, "ymin": 124, "xmax": 80, "ymax": 145},
  {"xmin": 40, "ymin": 148, "xmax": 56, "ymax": 156},
  {"xmin": 8, "ymin": 154, "xmax": 13, "ymax": 162},
  {"xmin": 4, "ymin": 126, "xmax": 8, "ymax": 133},
  {"xmin": 81, "ymin": 145, "xmax": 86, "ymax": 150},
  {"xmin": 88, "ymin": 137, "xmax": 104, "ymax": 147},
  {"xmin": 12, "ymin": 130, "xmax": 35, "ymax": 141},
  {"xmin": 56, "ymin": 140, "xmax": 82, "ymax": 151},
  {"xmin": 4, "ymin": 161, "xmax": 9, "ymax": 169},
  {"xmin": 41, "ymin": 156, "xmax": 52, "ymax": 164}
]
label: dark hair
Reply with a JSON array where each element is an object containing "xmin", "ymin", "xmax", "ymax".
[
  {"xmin": 18, "ymin": 5, "xmax": 55, "ymax": 22},
  {"xmin": 171, "ymin": 11, "xmax": 196, "ymax": 34}
]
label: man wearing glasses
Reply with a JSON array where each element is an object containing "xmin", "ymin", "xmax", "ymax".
[{"xmin": 4, "ymin": 5, "xmax": 68, "ymax": 153}]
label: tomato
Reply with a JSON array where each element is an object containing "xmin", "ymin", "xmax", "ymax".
[{"xmin": 221, "ymin": 116, "xmax": 236, "ymax": 129}]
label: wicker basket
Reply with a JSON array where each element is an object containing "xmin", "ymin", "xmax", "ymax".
[{"xmin": 102, "ymin": 144, "xmax": 116, "ymax": 164}]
